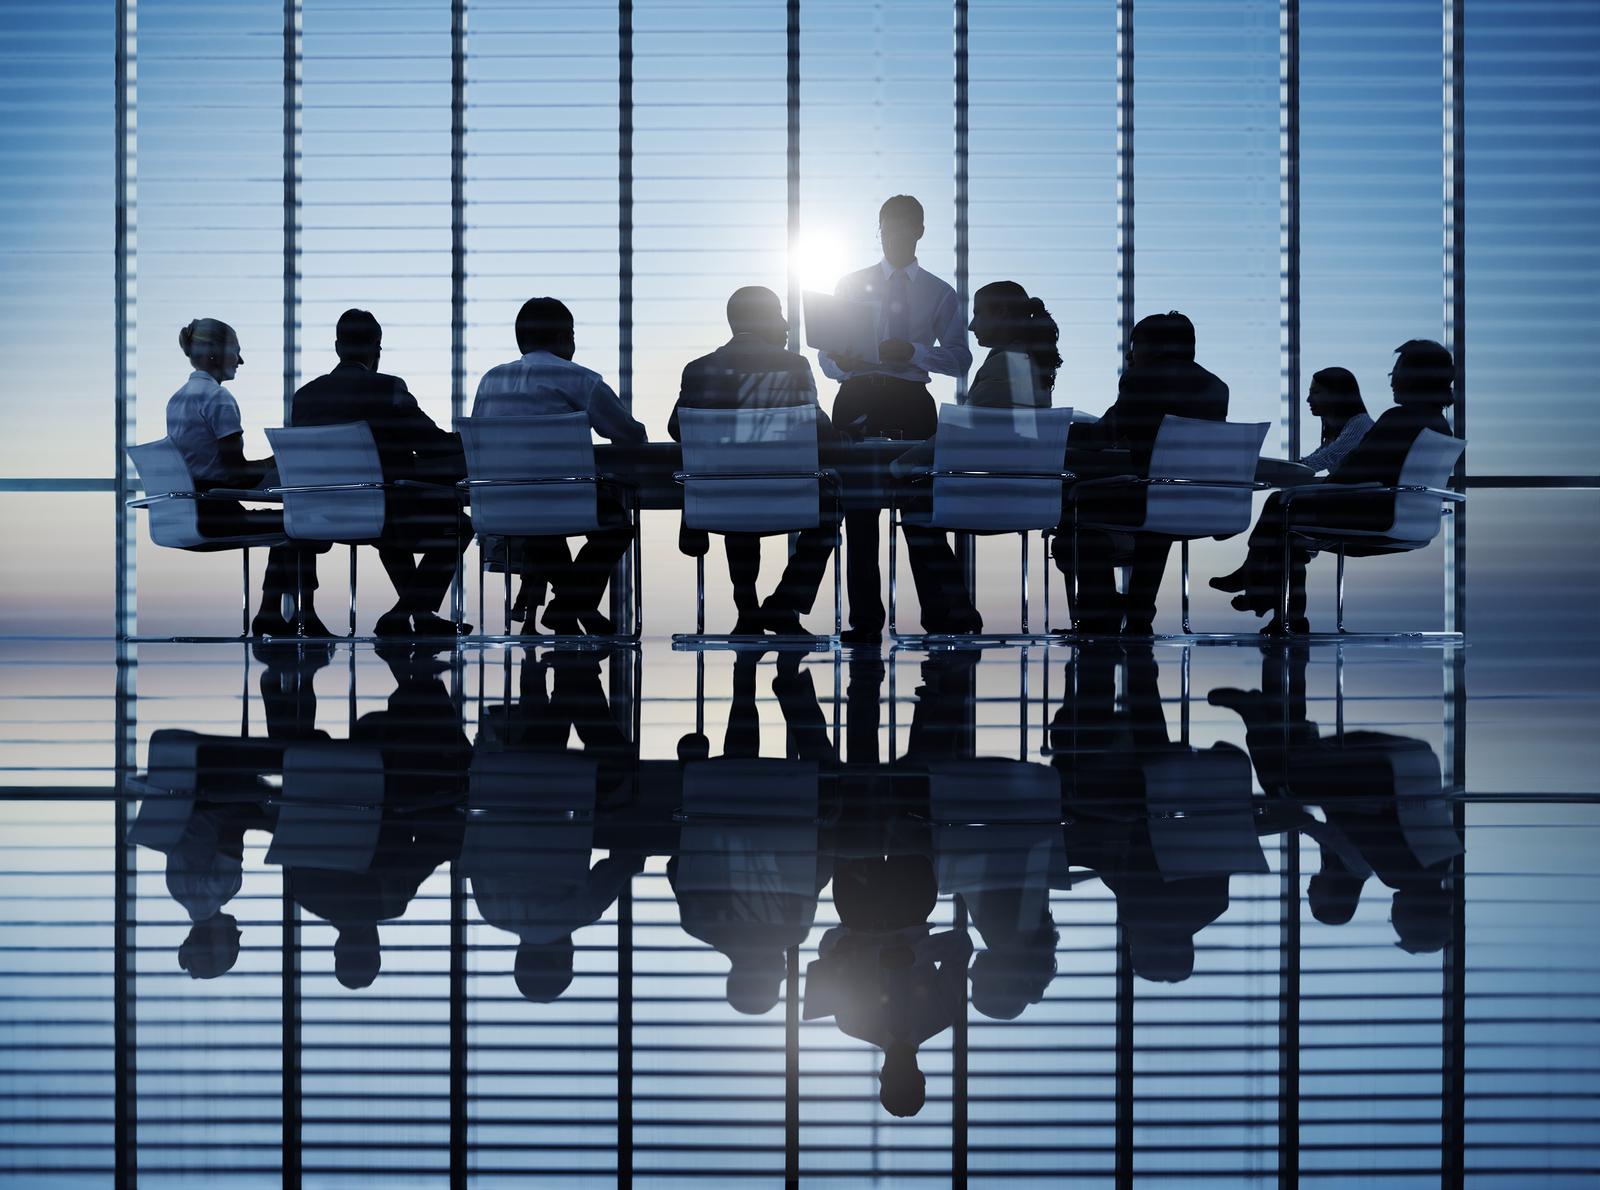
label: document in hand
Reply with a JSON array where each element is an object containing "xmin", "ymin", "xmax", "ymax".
[{"xmin": 803, "ymin": 291, "xmax": 880, "ymax": 364}]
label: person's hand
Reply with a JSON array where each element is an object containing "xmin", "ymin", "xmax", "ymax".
[
  {"xmin": 830, "ymin": 350, "xmax": 871, "ymax": 373},
  {"xmin": 877, "ymin": 338, "xmax": 914, "ymax": 365}
]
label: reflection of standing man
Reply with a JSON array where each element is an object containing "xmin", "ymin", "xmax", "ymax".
[{"xmin": 819, "ymin": 195, "xmax": 971, "ymax": 644}]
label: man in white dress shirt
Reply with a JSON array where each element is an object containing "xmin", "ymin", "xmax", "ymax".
[
  {"xmin": 818, "ymin": 195, "xmax": 972, "ymax": 643},
  {"xmin": 471, "ymin": 297, "xmax": 647, "ymax": 635}
]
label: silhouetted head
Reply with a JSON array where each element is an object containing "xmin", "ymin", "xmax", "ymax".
[
  {"xmin": 1128, "ymin": 928, "xmax": 1197, "ymax": 984},
  {"xmin": 177, "ymin": 912, "xmax": 241, "ymax": 980},
  {"xmin": 179, "ymin": 318, "xmax": 241, "ymax": 382},
  {"xmin": 970, "ymin": 280, "xmax": 1063, "ymax": 394},
  {"xmin": 970, "ymin": 934, "xmax": 1060, "ymax": 1021},
  {"xmin": 725, "ymin": 949, "xmax": 786, "ymax": 1015},
  {"xmin": 1128, "ymin": 311, "xmax": 1196, "ymax": 366},
  {"xmin": 1307, "ymin": 868, "xmax": 1365, "ymax": 926},
  {"xmin": 1390, "ymin": 882, "xmax": 1452, "ymax": 954},
  {"xmin": 334, "ymin": 923, "xmax": 381, "ymax": 989},
  {"xmin": 1307, "ymin": 366, "xmax": 1366, "ymax": 435},
  {"xmin": 515, "ymin": 297, "xmax": 576, "ymax": 360},
  {"xmin": 334, "ymin": 308, "xmax": 383, "ymax": 368},
  {"xmin": 878, "ymin": 1044, "xmax": 927, "ymax": 1117},
  {"xmin": 726, "ymin": 285, "xmax": 789, "ymax": 346},
  {"xmin": 1390, "ymin": 339, "xmax": 1455, "ymax": 407},
  {"xmin": 514, "ymin": 936, "xmax": 576, "ymax": 1002},
  {"xmin": 878, "ymin": 195, "xmax": 925, "ymax": 269},
  {"xmin": 676, "ymin": 731, "xmax": 711, "ymax": 763}
]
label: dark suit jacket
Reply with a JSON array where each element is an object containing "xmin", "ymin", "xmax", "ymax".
[
  {"xmin": 1308, "ymin": 402, "xmax": 1453, "ymax": 532},
  {"xmin": 1082, "ymin": 357, "xmax": 1230, "ymax": 472},
  {"xmin": 291, "ymin": 362, "xmax": 462, "ymax": 486},
  {"xmin": 668, "ymin": 334, "xmax": 838, "ymax": 443}
]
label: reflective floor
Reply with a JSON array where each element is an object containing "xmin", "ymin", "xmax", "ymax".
[{"xmin": 2, "ymin": 635, "xmax": 1598, "ymax": 1187}]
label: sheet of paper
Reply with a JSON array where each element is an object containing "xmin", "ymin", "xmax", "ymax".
[{"xmin": 803, "ymin": 290, "xmax": 880, "ymax": 363}]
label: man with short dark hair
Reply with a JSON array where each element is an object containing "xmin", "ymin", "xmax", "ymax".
[
  {"xmin": 669, "ymin": 286, "xmax": 841, "ymax": 634},
  {"xmin": 291, "ymin": 309, "xmax": 471, "ymax": 636},
  {"xmin": 471, "ymin": 297, "xmax": 647, "ymax": 635},
  {"xmin": 820, "ymin": 195, "xmax": 972, "ymax": 644},
  {"xmin": 1056, "ymin": 310, "xmax": 1230, "ymax": 634}
]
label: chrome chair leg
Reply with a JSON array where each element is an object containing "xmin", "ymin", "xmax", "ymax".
[
  {"xmin": 504, "ymin": 561, "xmax": 513, "ymax": 635},
  {"xmin": 887, "ymin": 505, "xmax": 900, "ymax": 636},
  {"xmin": 1181, "ymin": 539, "xmax": 1192, "ymax": 634},
  {"xmin": 696, "ymin": 554, "xmax": 706, "ymax": 635},
  {"xmin": 348, "ymin": 544, "xmax": 358, "ymax": 637},
  {"xmin": 477, "ymin": 548, "xmax": 485, "ymax": 641},
  {"xmin": 1335, "ymin": 545, "xmax": 1347, "ymax": 634},
  {"xmin": 241, "ymin": 548, "xmax": 251, "ymax": 637},
  {"xmin": 1042, "ymin": 531, "xmax": 1052, "ymax": 633},
  {"xmin": 1020, "ymin": 532, "xmax": 1029, "ymax": 633}
]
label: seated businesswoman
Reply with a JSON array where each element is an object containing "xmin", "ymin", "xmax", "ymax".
[
  {"xmin": 1218, "ymin": 341, "xmax": 1455, "ymax": 635},
  {"xmin": 1209, "ymin": 365, "xmax": 1374, "ymax": 602},
  {"xmin": 888, "ymin": 281, "xmax": 1065, "ymax": 633},
  {"xmin": 164, "ymin": 318, "xmax": 326, "ymax": 637}
]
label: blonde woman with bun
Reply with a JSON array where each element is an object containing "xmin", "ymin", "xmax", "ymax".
[{"xmin": 164, "ymin": 318, "xmax": 326, "ymax": 636}]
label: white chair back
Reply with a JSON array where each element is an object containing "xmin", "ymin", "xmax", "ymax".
[
  {"xmin": 266, "ymin": 423, "xmax": 387, "ymax": 542},
  {"xmin": 127, "ymin": 439, "xmax": 206, "ymax": 548},
  {"xmin": 929, "ymin": 404, "xmax": 1073, "ymax": 531},
  {"xmin": 1387, "ymin": 429, "xmax": 1465, "ymax": 541},
  {"xmin": 1139, "ymin": 416, "xmax": 1269, "ymax": 539},
  {"xmin": 459, "ymin": 413, "xmax": 601, "ymax": 537},
  {"xmin": 679, "ymin": 406, "xmax": 821, "ymax": 533}
]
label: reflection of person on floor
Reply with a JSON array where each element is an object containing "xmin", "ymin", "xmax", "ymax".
[
  {"xmin": 1210, "ymin": 646, "xmax": 1459, "ymax": 951},
  {"xmin": 1053, "ymin": 644, "xmax": 1237, "ymax": 982},
  {"xmin": 468, "ymin": 649, "xmax": 643, "ymax": 1003},
  {"xmin": 287, "ymin": 645, "xmax": 467, "ymax": 988},
  {"xmin": 670, "ymin": 649, "xmax": 835, "ymax": 1015},
  {"xmin": 166, "ymin": 800, "xmax": 272, "ymax": 980},
  {"xmin": 804, "ymin": 853, "xmax": 972, "ymax": 1117}
]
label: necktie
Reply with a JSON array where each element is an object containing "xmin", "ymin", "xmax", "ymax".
[{"xmin": 886, "ymin": 269, "xmax": 911, "ymax": 343}]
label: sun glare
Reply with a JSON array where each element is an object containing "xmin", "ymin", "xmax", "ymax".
[{"xmin": 794, "ymin": 227, "xmax": 853, "ymax": 295}]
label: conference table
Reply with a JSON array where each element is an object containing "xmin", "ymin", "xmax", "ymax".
[{"xmin": 594, "ymin": 439, "xmax": 1313, "ymax": 512}]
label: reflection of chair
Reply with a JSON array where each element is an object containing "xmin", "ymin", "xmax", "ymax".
[
  {"xmin": 890, "ymin": 404, "xmax": 1074, "ymax": 639},
  {"xmin": 1060, "ymin": 416, "xmax": 1269, "ymax": 634},
  {"xmin": 468, "ymin": 748, "xmax": 599, "ymax": 815},
  {"xmin": 928, "ymin": 758, "xmax": 1071, "ymax": 896},
  {"xmin": 674, "ymin": 406, "xmax": 840, "ymax": 641},
  {"xmin": 265, "ymin": 742, "xmax": 386, "ymax": 872},
  {"xmin": 1280, "ymin": 429, "xmax": 1466, "ymax": 635},
  {"xmin": 265, "ymin": 423, "xmax": 394, "ymax": 636},
  {"xmin": 1139, "ymin": 746, "xmax": 1269, "ymax": 879},
  {"xmin": 126, "ymin": 439, "xmax": 288, "ymax": 638}
]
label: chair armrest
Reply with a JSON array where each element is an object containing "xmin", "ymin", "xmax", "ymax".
[
  {"xmin": 126, "ymin": 490, "xmax": 256, "ymax": 509},
  {"xmin": 265, "ymin": 482, "xmax": 390, "ymax": 495},
  {"xmin": 459, "ymin": 475, "xmax": 611, "ymax": 488},
  {"xmin": 1280, "ymin": 482, "xmax": 1465, "ymax": 506},
  {"xmin": 389, "ymin": 478, "xmax": 461, "ymax": 493},
  {"xmin": 902, "ymin": 468, "xmax": 1078, "ymax": 485},
  {"xmin": 673, "ymin": 469, "xmax": 838, "ymax": 487},
  {"xmin": 1067, "ymin": 475, "xmax": 1270, "ymax": 499}
]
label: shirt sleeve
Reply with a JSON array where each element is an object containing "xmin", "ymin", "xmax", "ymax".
[
  {"xmin": 1300, "ymin": 415, "xmax": 1372, "ymax": 474},
  {"xmin": 585, "ymin": 375, "xmax": 648, "ymax": 444},
  {"xmin": 816, "ymin": 274, "xmax": 856, "ymax": 381},
  {"xmin": 910, "ymin": 286, "xmax": 973, "ymax": 380},
  {"xmin": 205, "ymin": 386, "xmax": 244, "ymax": 439}
]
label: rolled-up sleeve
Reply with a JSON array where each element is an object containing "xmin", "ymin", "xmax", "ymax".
[
  {"xmin": 586, "ymin": 377, "xmax": 648, "ymax": 444},
  {"xmin": 911, "ymin": 287, "xmax": 972, "ymax": 380}
]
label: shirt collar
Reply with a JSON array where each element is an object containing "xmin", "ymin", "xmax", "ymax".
[
  {"xmin": 879, "ymin": 258, "xmax": 920, "ymax": 282},
  {"xmin": 188, "ymin": 369, "xmax": 215, "ymax": 384}
]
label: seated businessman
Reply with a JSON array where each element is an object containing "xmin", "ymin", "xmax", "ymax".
[{"xmin": 669, "ymin": 286, "xmax": 842, "ymax": 636}]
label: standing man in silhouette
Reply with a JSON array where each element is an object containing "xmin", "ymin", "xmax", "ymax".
[
  {"xmin": 292, "ymin": 309, "xmax": 470, "ymax": 637},
  {"xmin": 820, "ymin": 195, "xmax": 972, "ymax": 645}
]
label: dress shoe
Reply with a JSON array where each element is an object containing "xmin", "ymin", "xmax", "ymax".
[
  {"xmin": 576, "ymin": 608, "xmax": 616, "ymax": 636},
  {"xmin": 1120, "ymin": 619, "xmax": 1155, "ymax": 638},
  {"xmin": 1260, "ymin": 615, "xmax": 1310, "ymax": 637},
  {"xmin": 840, "ymin": 626, "xmax": 882, "ymax": 646},
  {"xmin": 294, "ymin": 611, "xmax": 335, "ymax": 639},
  {"xmin": 759, "ymin": 604, "xmax": 809, "ymax": 637},
  {"xmin": 374, "ymin": 610, "xmax": 413, "ymax": 638},
  {"xmin": 540, "ymin": 603, "xmax": 583, "ymax": 636},
  {"xmin": 1208, "ymin": 570, "xmax": 1247, "ymax": 593},
  {"xmin": 413, "ymin": 612, "xmax": 472, "ymax": 637},
  {"xmin": 731, "ymin": 613, "xmax": 766, "ymax": 636},
  {"xmin": 250, "ymin": 611, "xmax": 294, "ymax": 638}
]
